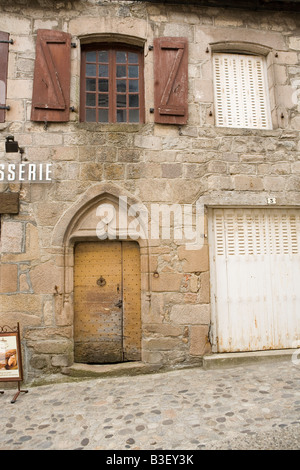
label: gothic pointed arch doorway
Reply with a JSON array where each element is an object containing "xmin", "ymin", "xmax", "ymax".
[{"xmin": 51, "ymin": 183, "xmax": 149, "ymax": 365}]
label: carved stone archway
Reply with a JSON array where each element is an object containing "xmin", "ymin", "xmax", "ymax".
[{"xmin": 51, "ymin": 182, "xmax": 151, "ymax": 363}]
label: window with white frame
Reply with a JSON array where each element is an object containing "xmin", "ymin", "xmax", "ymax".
[{"xmin": 213, "ymin": 53, "xmax": 272, "ymax": 130}]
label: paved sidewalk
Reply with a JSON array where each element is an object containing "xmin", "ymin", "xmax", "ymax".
[{"xmin": 1, "ymin": 360, "xmax": 300, "ymax": 450}]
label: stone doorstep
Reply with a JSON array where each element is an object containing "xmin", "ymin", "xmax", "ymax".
[
  {"xmin": 62, "ymin": 361, "xmax": 162, "ymax": 379},
  {"xmin": 202, "ymin": 349, "xmax": 298, "ymax": 370}
]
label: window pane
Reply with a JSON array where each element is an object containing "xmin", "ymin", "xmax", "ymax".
[
  {"xmin": 117, "ymin": 94, "xmax": 127, "ymax": 108},
  {"xmin": 128, "ymin": 52, "xmax": 138, "ymax": 64},
  {"xmin": 99, "ymin": 64, "xmax": 109, "ymax": 77},
  {"xmin": 86, "ymin": 51, "xmax": 96, "ymax": 62},
  {"xmin": 86, "ymin": 79, "xmax": 96, "ymax": 91},
  {"xmin": 129, "ymin": 109, "xmax": 139, "ymax": 122},
  {"xmin": 86, "ymin": 63, "xmax": 96, "ymax": 76},
  {"xmin": 99, "ymin": 109, "xmax": 109, "ymax": 123},
  {"xmin": 98, "ymin": 51, "xmax": 108, "ymax": 62},
  {"xmin": 129, "ymin": 66, "xmax": 138, "ymax": 78},
  {"xmin": 82, "ymin": 47, "xmax": 142, "ymax": 124},
  {"xmin": 98, "ymin": 79, "xmax": 109, "ymax": 92},
  {"xmin": 129, "ymin": 80, "xmax": 139, "ymax": 92},
  {"xmin": 117, "ymin": 80, "xmax": 126, "ymax": 93},
  {"xmin": 116, "ymin": 51, "xmax": 127, "ymax": 63},
  {"xmin": 86, "ymin": 108, "xmax": 96, "ymax": 122},
  {"xmin": 117, "ymin": 109, "xmax": 126, "ymax": 122},
  {"xmin": 86, "ymin": 93, "xmax": 96, "ymax": 107},
  {"xmin": 98, "ymin": 94, "xmax": 109, "ymax": 107},
  {"xmin": 117, "ymin": 65, "xmax": 126, "ymax": 78},
  {"xmin": 129, "ymin": 94, "xmax": 139, "ymax": 108}
]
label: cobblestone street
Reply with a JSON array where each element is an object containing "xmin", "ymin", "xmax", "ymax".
[{"xmin": 1, "ymin": 360, "xmax": 300, "ymax": 451}]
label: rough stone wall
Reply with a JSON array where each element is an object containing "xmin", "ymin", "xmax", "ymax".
[{"xmin": 0, "ymin": 0, "xmax": 299, "ymax": 379}]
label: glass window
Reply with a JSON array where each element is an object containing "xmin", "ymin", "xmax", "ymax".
[{"xmin": 81, "ymin": 46, "xmax": 144, "ymax": 123}]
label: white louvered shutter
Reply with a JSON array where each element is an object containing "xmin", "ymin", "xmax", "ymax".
[{"xmin": 213, "ymin": 53, "xmax": 272, "ymax": 129}]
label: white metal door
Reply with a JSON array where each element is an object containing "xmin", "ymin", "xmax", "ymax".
[{"xmin": 209, "ymin": 208, "xmax": 300, "ymax": 352}]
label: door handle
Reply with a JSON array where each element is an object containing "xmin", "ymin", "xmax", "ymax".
[
  {"xmin": 97, "ymin": 276, "xmax": 106, "ymax": 287},
  {"xmin": 115, "ymin": 300, "xmax": 123, "ymax": 308}
]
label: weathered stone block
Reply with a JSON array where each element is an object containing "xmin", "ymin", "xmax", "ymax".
[
  {"xmin": 144, "ymin": 324, "xmax": 183, "ymax": 337},
  {"xmin": 31, "ymin": 340, "xmax": 71, "ymax": 355},
  {"xmin": 276, "ymin": 85, "xmax": 295, "ymax": 108},
  {"xmin": 263, "ymin": 176, "xmax": 286, "ymax": 191},
  {"xmin": 30, "ymin": 354, "xmax": 49, "ymax": 370},
  {"xmin": 189, "ymin": 274, "xmax": 199, "ymax": 293},
  {"xmin": 55, "ymin": 299, "xmax": 73, "ymax": 327},
  {"xmin": 140, "ymin": 254, "xmax": 158, "ymax": 273},
  {"xmin": 31, "ymin": 264, "xmax": 62, "ymax": 296},
  {"xmin": 97, "ymin": 147, "xmax": 117, "ymax": 162},
  {"xmin": 80, "ymin": 163, "xmax": 103, "ymax": 181},
  {"xmin": 17, "ymin": 223, "xmax": 40, "ymax": 262},
  {"xmin": 0, "ymin": 264, "xmax": 18, "ymax": 293},
  {"xmin": 170, "ymin": 304, "xmax": 210, "ymax": 325},
  {"xmin": 214, "ymin": 12, "xmax": 243, "ymax": 27},
  {"xmin": 194, "ymin": 79, "xmax": 214, "ymax": 102},
  {"xmin": 0, "ymin": 15, "xmax": 31, "ymax": 34},
  {"xmin": 162, "ymin": 22, "xmax": 194, "ymax": 41},
  {"xmin": 199, "ymin": 271, "xmax": 210, "ymax": 303},
  {"xmin": 143, "ymin": 337, "xmax": 183, "ymax": 351},
  {"xmin": 19, "ymin": 273, "xmax": 30, "ymax": 292},
  {"xmin": 33, "ymin": 19, "xmax": 59, "ymax": 32},
  {"xmin": 151, "ymin": 273, "xmax": 183, "ymax": 292},
  {"xmin": 134, "ymin": 135, "xmax": 161, "ymax": 150},
  {"xmin": 118, "ymin": 149, "xmax": 141, "ymax": 162},
  {"xmin": 289, "ymin": 36, "xmax": 300, "ymax": 51},
  {"xmin": 6, "ymin": 99, "xmax": 25, "ymax": 122},
  {"xmin": 35, "ymin": 203, "xmax": 63, "ymax": 226},
  {"xmin": 229, "ymin": 163, "xmax": 256, "ymax": 175},
  {"xmin": 0, "ymin": 294, "xmax": 42, "ymax": 315},
  {"xmin": 234, "ymin": 175, "xmax": 264, "ymax": 191},
  {"xmin": 69, "ymin": 15, "xmax": 150, "ymax": 41},
  {"xmin": 1, "ymin": 221, "xmax": 23, "ymax": 253},
  {"xmin": 34, "ymin": 133, "xmax": 63, "ymax": 147},
  {"xmin": 141, "ymin": 350, "xmax": 163, "ymax": 364},
  {"xmin": 185, "ymin": 163, "xmax": 206, "ymax": 178},
  {"xmin": 146, "ymin": 293, "xmax": 165, "ymax": 323},
  {"xmin": 43, "ymin": 299, "xmax": 54, "ymax": 326},
  {"xmin": 51, "ymin": 355, "xmax": 72, "ymax": 367},
  {"xmin": 104, "ymin": 163, "xmax": 125, "ymax": 180},
  {"xmin": 178, "ymin": 245, "xmax": 209, "ymax": 272},
  {"xmin": 207, "ymin": 175, "xmax": 234, "ymax": 190},
  {"xmin": 189, "ymin": 325, "xmax": 211, "ymax": 356},
  {"xmin": 54, "ymin": 146, "xmax": 78, "ymax": 161},
  {"xmin": 24, "ymin": 327, "xmax": 73, "ymax": 341},
  {"xmin": 7, "ymin": 79, "xmax": 32, "ymax": 99},
  {"xmin": 207, "ymin": 161, "xmax": 228, "ymax": 174},
  {"xmin": 161, "ymin": 164, "xmax": 182, "ymax": 179}
]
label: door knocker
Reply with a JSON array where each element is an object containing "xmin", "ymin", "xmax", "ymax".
[{"xmin": 97, "ymin": 276, "xmax": 106, "ymax": 287}]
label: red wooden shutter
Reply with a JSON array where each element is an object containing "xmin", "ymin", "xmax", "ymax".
[
  {"xmin": 154, "ymin": 37, "xmax": 188, "ymax": 125},
  {"xmin": 0, "ymin": 31, "xmax": 9, "ymax": 123},
  {"xmin": 31, "ymin": 29, "xmax": 71, "ymax": 122}
]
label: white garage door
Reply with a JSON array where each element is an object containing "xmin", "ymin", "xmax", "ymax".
[{"xmin": 209, "ymin": 208, "xmax": 300, "ymax": 352}]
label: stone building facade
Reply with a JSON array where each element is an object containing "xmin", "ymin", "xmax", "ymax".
[{"xmin": 0, "ymin": 0, "xmax": 299, "ymax": 381}]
